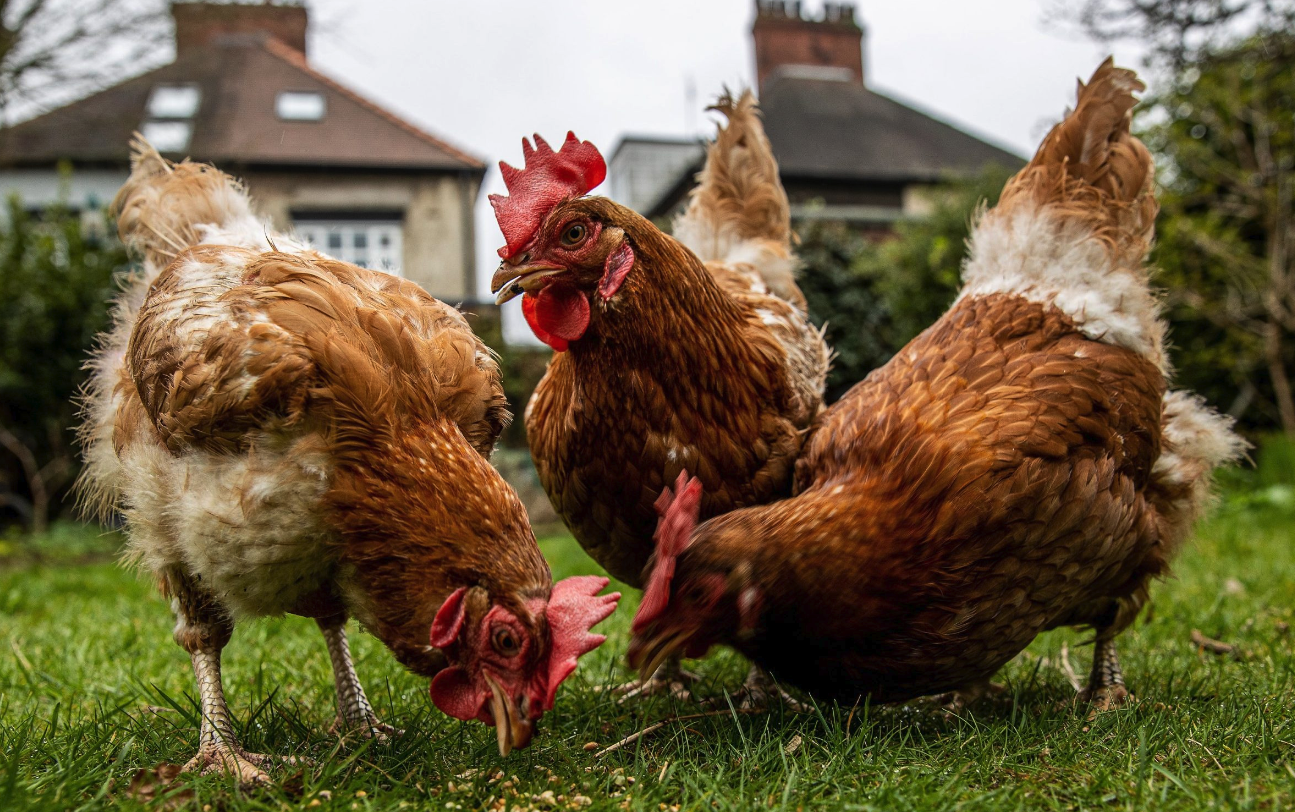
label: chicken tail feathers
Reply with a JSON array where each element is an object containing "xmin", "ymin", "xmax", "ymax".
[
  {"xmin": 998, "ymin": 57, "xmax": 1157, "ymax": 262},
  {"xmin": 672, "ymin": 89, "xmax": 804, "ymax": 309},
  {"xmin": 113, "ymin": 134, "xmax": 261, "ymax": 274},
  {"xmin": 960, "ymin": 59, "xmax": 1170, "ymax": 370}
]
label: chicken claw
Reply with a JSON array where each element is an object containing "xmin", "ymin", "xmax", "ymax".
[
  {"xmin": 723, "ymin": 666, "xmax": 809, "ymax": 713},
  {"xmin": 181, "ymin": 746, "xmax": 302, "ymax": 787},
  {"xmin": 612, "ymin": 658, "xmax": 700, "ymax": 703},
  {"xmin": 933, "ymin": 679, "xmax": 1006, "ymax": 717}
]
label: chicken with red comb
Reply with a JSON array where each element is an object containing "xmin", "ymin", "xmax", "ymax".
[
  {"xmin": 77, "ymin": 138, "xmax": 619, "ymax": 783},
  {"xmin": 492, "ymin": 92, "xmax": 829, "ymax": 706},
  {"xmin": 628, "ymin": 61, "xmax": 1243, "ymax": 712}
]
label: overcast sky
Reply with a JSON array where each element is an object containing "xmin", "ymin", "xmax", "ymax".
[{"xmin": 300, "ymin": 0, "xmax": 1146, "ymax": 334}]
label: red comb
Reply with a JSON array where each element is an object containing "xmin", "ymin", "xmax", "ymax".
[
  {"xmin": 542, "ymin": 575, "xmax": 620, "ymax": 709},
  {"xmin": 631, "ymin": 472, "xmax": 703, "ymax": 634},
  {"xmin": 490, "ymin": 132, "xmax": 606, "ymax": 259}
]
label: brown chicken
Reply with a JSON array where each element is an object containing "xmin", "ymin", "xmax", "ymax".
[
  {"xmin": 627, "ymin": 61, "xmax": 1244, "ymax": 710},
  {"xmin": 489, "ymin": 93, "xmax": 829, "ymax": 701},
  {"xmin": 77, "ymin": 140, "xmax": 618, "ymax": 783}
]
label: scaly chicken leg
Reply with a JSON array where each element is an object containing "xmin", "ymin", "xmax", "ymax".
[
  {"xmin": 316, "ymin": 617, "xmax": 400, "ymax": 740},
  {"xmin": 1080, "ymin": 636, "xmax": 1130, "ymax": 711},
  {"xmin": 168, "ymin": 569, "xmax": 289, "ymax": 786}
]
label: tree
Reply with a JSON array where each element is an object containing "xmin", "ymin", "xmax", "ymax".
[
  {"xmin": 1143, "ymin": 32, "xmax": 1295, "ymax": 434},
  {"xmin": 0, "ymin": 0, "xmax": 168, "ymax": 124},
  {"xmin": 1049, "ymin": 0, "xmax": 1294, "ymax": 67},
  {"xmin": 1058, "ymin": 0, "xmax": 1295, "ymax": 435}
]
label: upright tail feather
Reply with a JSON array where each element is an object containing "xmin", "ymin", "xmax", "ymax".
[
  {"xmin": 672, "ymin": 90, "xmax": 803, "ymax": 309},
  {"xmin": 112, "ymin": 135, "xmax": 264, "ymax": 274},
  {"xmin": 960, "ymin": 58, "xmax": 1168, "ymax": 370},
  {"xmin": 997, "ymin": 57, "xmax": 1158, "ymax": 258}
]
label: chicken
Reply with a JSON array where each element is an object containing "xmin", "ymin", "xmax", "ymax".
[
  {"xmin": 626, "ymin": 61, "xmax": 1244, "ymax": 711},
  {"xmin": 489, "ymin": 93, "xmax": 830, "ymax": 702},
  {"xmin": 77, "ymin": 139, "xmax": 618, "ymax": 783}
]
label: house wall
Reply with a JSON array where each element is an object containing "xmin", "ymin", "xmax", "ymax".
[
  {"xmin": 0, "ymin": 168, "xmax": 128, "ymax": 212},
  {"xmin": 242, "ymin": 170, "xmax": 476, "ymax": 301},
  {"xmin": 0, "ymin": 167, "xmax": 478, "ymax": 302}
]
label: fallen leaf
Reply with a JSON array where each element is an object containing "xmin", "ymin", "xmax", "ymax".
[
  {"xmin": 125, "ymin": 764, "xmax": 194, "ymax": 811},
  {"xmin": 1190, "ymin": 629, "xmax": 1237, "ymax": 656}
]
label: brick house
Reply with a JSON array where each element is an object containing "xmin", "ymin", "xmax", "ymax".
[
  {"xmin": 0, "ymin": 1, "xmax": 486, "ymax": 302},
  {"xmin": 609, "ymin": 1, "xmax": 1024, "ymax": 233}
]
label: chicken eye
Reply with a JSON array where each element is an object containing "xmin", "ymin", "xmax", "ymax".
[
  {"xmin": 492, "ymin": 627, "xmax": 520, "ymax": 657},
  {"xmin": 560, "ymin": 223, "xmax": 586, "ymax": 247}
]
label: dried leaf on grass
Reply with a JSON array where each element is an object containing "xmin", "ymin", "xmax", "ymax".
[
  {"xmin": 1191, "ymin": 629, "xmax": 1238, "ymax": 656},
  {"xmin": 125, "ymin": 763, "xmax": 194, "ymax": 810}
]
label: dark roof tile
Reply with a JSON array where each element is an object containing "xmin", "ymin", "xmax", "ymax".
[
  {"xmin": 0, "ymin": 35, "xmax": 483, "ymax": 172},
  {"xmin": 759, "ymin": 76, "xmax": 1024, "ymax": 182}
]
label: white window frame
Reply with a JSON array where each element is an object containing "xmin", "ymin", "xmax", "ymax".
[{"xmin": 293, "ymin": 219, "xmax": 403, "ymax": 274}]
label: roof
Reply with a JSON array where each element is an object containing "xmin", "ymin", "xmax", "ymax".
[
  {"xmin": 758, "ymin": 75, "xmax": 1024, "ymax": 183},
  {"xmin": 0, "ymin": 35, "xmax": 484, "ymax": 173}
]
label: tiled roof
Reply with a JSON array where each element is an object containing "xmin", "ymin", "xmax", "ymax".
[
  {"xmin": 759, "ymin": 76, "xmax": 1024, "ymax": 182},
  {"xmin": 0, "ymin": 34, "xmax": 484, "ymax": 172}
]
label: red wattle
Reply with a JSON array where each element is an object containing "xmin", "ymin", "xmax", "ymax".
[{"xmin": 522, "ymin": 285, "xmax": 590, "ymax": 351}]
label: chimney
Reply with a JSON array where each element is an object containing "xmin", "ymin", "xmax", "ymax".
[
  {"xmin": 752, "ymin": 0, "xmax": 864, "ymax": 90},
  {"xmin": 172, "ymin": 1, "xmax": 309, "ymax": 58}
]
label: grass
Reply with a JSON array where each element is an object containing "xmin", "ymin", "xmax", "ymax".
[{"xmin": 2, "ymin": 485, "xmax": 1294, "ymax": 810}]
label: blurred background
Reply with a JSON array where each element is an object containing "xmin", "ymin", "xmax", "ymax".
[{"xmin": 0, "ymin": 0, "xmax": 1292, "ymax": 554}]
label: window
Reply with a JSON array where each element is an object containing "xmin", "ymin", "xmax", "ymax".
[
  {"xmin": 294, "ymin": 219, "xmax": 402, "ymax": 274},
  {"xmin": 148, "ymin": 85, "xmax": 201, "ymax": 118},
  {"xmin": 277, "ymin": 91, "xmax": 325, "ymax": 121},
  {"xmin": 141, "ymin": 121, "xmax": 192, "ymax": 152}
]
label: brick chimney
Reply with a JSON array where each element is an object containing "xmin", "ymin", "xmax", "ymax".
[
  {"xmin": 172, "ymin": 1, "xmax": 309, "ymax": 57},
  {"xmin": 752, "ymin": 0, "xmax": 864, "ymax": 90}
]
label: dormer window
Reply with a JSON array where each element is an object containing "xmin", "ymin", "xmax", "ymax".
[
  {"xmin": 141, "ymin": 120, "xmax": 192, "ymax": 152},
  {"xmin": 148, "ymin": 85, "xmax": 201, "ymax": 118},
  {"xmin": 277, "ymin": 91, "xmax": 325, "ymax": 121}
]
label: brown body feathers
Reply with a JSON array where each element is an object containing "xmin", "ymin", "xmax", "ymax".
[{"xmin": 629, "ymin": 61, "xmax": 1243, "ymax": 704}]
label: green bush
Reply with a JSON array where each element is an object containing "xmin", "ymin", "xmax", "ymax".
[{"xmin": 0, "ymin": 198, "xmax": 126, "ymax": 532}]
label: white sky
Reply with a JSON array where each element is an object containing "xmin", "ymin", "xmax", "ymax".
[{"xmin": 300, "ymin": 0, "xmax": 1145, "ymax": 333}]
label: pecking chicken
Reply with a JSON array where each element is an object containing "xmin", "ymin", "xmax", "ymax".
[
  {"xmin": 627, "ymin": 60, "xmax": 1244, "ymax": 711},
  {"xmin": 489, "ymin": 92, "xmax": 830, "ymax": 702},
  {"xmin": 77, "ymin": 139, "xmax": 618, "ymax": 783}
]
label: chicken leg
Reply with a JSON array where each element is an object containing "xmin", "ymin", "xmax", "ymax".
[
  {"xmin": 728, "ymin": 665, "xmax": 809, "ymax": 713},
  {"xmin": 1079, "ymin": 635, "xmax": 1130, "ymax": 711},
  {"xmin": 316, "ymin": 617, "xmax": 400, "ymax": 741},
  {"xmin": 614, "ymin": 657, "xmax": 700, "ymax": 703},
  {"xmin": 168, "ymin": 570, "xmax": 292, "ymax": 786}
]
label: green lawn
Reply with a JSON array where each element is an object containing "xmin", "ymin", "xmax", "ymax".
[{"xmin": 2, "ymin": 487, "xmax": 1293, "ymax": 811}]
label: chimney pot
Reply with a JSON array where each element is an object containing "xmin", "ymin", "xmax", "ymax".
[{"xmin": 752, "ymin": 0, "xmax": 864, "ymax": 90}]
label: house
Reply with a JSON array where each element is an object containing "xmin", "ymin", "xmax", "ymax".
[
  {"xmin": 0, "ymin": 1, "xmax": 486, "ymax": 302},
  {"xmin": 609, "ymin": 1, "xmax": 1024, "ymax": 234}
]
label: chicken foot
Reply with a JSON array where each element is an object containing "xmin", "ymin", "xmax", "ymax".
[
  {"xmin": 930, "ymin": 678, "xmax": 1006, "ymax": 716},
  {"xmin": 317, "ymin": 617, "xmax": 401, "ymax": 741},
  {"xmin": 722, "ymin": 665, "xmax": 809, "ymax": 713},
  {"xmin": 168, "ymin": 570, "xmax": 296, "ymax": 786},
  {"xmin": 614, "ymin": 657, "xmax": 700, "ymax": 703},
  {"xmin": 1077, "ymin": 635, "xmax": 1130, "ymax": 711}
]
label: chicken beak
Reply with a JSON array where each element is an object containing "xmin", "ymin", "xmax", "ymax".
[
  {"xmin": 484, "ymin": 672, "xmax": 533, "ymax": 756},
  {"xmin": 491, "ymin": 263, "xmax": 568, "ymax": 305},
  {"xmin": 627, "ymin": 627, "xmax": 693, "ymax": 683}
]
